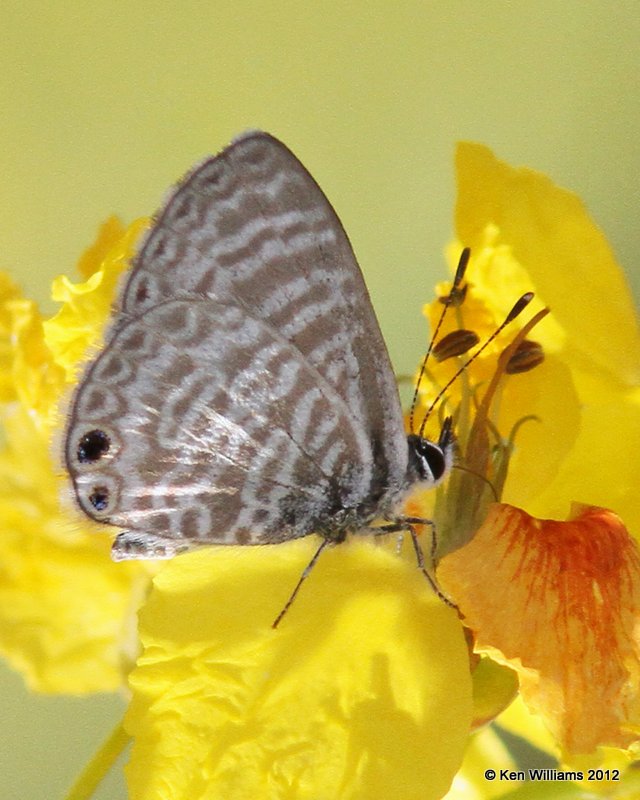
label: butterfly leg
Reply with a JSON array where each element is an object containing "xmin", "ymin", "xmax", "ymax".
[
  {"xmin": 271, "ymin": 537, "xmax": 331, "ymax": 629},
  {"xmin": 112, "ymin": 530, "xmax": 191, "ymax": 561},
  {"xmin": 401, "ymin": 515, "xmax": 439, "ymax": 566},
  {"xmin": 372, "ymin": 519, "xmax": 456, "ymax": 609}
]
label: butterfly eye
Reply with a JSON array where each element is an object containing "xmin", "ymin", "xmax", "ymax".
[
  {"xmin": 88, "ymin": 486, "xmax": 110, "ymax": 511},
  {"xmin": 77, "ymin": 430, "xmax": 111, "ymax": 463},
  {"xmin": 407, "ymin": 433, "xmax": 452, "ymax": 486}
]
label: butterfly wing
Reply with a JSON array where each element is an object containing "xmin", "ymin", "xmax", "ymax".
[
  {"xmin": 65, "ymin": 133, "xmax": 409, "ymax": 556},
  {"xmin": 117, "ymin": 132, "xmax": 407, "ymax": 487},
  {"xmin": 66, "ymin": 297, "xmax": 380, "ymax": 555}
]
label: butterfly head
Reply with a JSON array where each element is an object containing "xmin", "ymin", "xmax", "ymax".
[
  {"xmin": 406, "ymin": 417, "xmax": 455, "ymax": 489},
  {"xmin": 406, "ymin": 248, "xmax": 537, "ymax": 495}
]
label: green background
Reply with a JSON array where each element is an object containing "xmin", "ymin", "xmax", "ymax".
[{"xmin": 1, "ymin": 3, "xmax": 638, "ymax": 798}]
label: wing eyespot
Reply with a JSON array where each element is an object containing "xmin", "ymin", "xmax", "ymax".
[
  {"xmin": 88, "ymin": 486, "xmax": 110, "ymax": 512},
  {"xmin": 135, "ymin": 277, "xmax": 149, "ymax": 305},
  {"xmin": 77, "ymin": 430, "xmax": 111, "ymax": 463}
]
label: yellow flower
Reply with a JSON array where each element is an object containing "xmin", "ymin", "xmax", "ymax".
[
  {"xmin": 2, "ymin": 210, "xmax": 473, "ymax": 798},
  {"xmin": 453, "ymin": 143, "xmax": 640, "ymax": 529},
  {"xmin": 0, "ymin": 217, "xmax": 150, "ymax": 693},
  {"xmin": 0, "ymin": 273, "xmax": 23, "ymax": 403},
  {"xmin": 416, "ymin": 144, "xmax": 640, "ymax": 771},
  {"xmin": 121, "ymin": 145, "xmax": 640, "ymax": 798},
  {"xmin": 6, "ymin": 141, "xmax": 639, "ymax": 799},
  {"xmin": 126, "ymin": 542, "xmax": 471, "ymax": 800}
]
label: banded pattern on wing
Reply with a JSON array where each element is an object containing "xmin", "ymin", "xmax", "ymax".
[
  {"xmin": 115, "ymin": 132, "xmax": 407, "ymax": 494},
  {"xmin": 65, "ymin": 298, "xmax": 380, "ymax": 548}
]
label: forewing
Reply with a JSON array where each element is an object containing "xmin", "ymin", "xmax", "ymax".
[
  {"xmin": 116, "ymin": 132, "xmax": 407, "ymax": 486},
  {"xmin": 65, "ymin": 298, "xmax": 374, "ymax": 553}
]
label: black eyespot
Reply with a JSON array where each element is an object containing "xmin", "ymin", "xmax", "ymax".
[
  {"xmin": 88, "ymin": 487, "xmax": 110, "ymax": 511},
  {"xmin": 77, "ymin": 430, "xmax": 110, "ymax": 463}
]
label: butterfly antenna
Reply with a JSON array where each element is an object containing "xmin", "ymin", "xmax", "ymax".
[
  {"xmin": 409, "ymin": 247, "xmax": 470, "ymax": 434},
  {"xmin": 418, "ymin": 292, "xmax": 534, "ymax": 438}
]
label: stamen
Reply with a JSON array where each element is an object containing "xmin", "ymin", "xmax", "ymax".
[
  {"xmin": 433, "ymin": 329, "xmax": 480, "ymax": 361},
  {"xmin": 418, "ymin": 294, "xmax": 540, "ymax": 438},
  {"xmin": 506, "ymin": 339, "xmax": 545, "ymax": 374},
  {"xmin": 466, "ymin": 308, "xmax": 550, "ymax": 451}
]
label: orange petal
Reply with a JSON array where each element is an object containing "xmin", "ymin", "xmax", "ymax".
[{"xmin": 438, "ymin": 503, "xmax": 640, "ymax": 754}]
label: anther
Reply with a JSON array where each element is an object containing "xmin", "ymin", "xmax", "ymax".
[
  {"xmin": 505, "ymin": 339, "xmax": 545, "ymax": 374},
  {"xmin": 433, "ymin": 329, "xmax": 480, "ymax": 362}
]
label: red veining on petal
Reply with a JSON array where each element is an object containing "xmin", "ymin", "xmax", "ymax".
[{"xmin": 438, "ymin": 503, "xmax": 640, "ymax": 754}]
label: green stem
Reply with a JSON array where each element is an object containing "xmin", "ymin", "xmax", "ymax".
[{"xmin": 64, "ymin": 720, "xmax": 131, "ymax": 800}]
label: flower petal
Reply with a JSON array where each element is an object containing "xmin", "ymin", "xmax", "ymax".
[
  {"xmin": 76, "ymin": 216, "xmax": 128, "ymax": 280},
  {"xmin": 438, "ymin": 503, "xmax": 640, "ymax": 754},
  {"xmin": 44, "ymin": 216, "xmax": 148, "ymax": 380},
  {"xmin": 0, "ymin": 219, "xmax": 151, "ymax": 692},
  {"xmin": 470, "ymin": 657, "xmax": 518, "ymax": 731},
  {"xmin": 443, "ymin": 726, "xmax": 518, "ymax": 800},
  {"xmin": 455, "ymin": 142, "xmax": 640, "ymax": 385},
  {"xmin": 0, "ymin": 405, "xmax": 145, "ymax": 692},
  {"xmin": 126, "ymin": 540, "xmax": 471, "ymax": 800},
  {"xmin": 526, "ymin": 381, "xmax": 640, "ymax": 540},
  {"xmin": 500, "ymin": 353, "xmax": 581, "ymax": 511},
  {"xmin": 0, "ymin": 271, "xmax": 23, "ymax": 403}
]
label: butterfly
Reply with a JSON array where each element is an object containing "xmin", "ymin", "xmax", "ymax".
[{"xmin": 64, "ymin": 132, "xmax": 455, "ymax": 622}]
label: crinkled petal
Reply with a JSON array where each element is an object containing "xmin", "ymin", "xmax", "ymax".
[
  {"xmin": 76, "ymin": 216, "xmax": 129, "ymax": 280},
  {"xmin": 9, "ymin": 297, "xmax": 67, "ymax": 433},
  {"xmin": 438, "ymin": 503, "xmax": 640, "ymax": 754},
  {"xmin": 44, "ymin": 217, "xmax": 148, "ymax": 380},
  {"xmin": 126, "ymin": 540, "xmax": 472, "ymax": 800},
  {"xmin": 0, "ymin": 218, "xmax": 151, "ymax": 693},
  {"xmin": 0, "ymin": 271, "xmax": 23, "ymax": 403},
  {"xmin": 0, "ymin": 404, "xmax": 145, "ymax": 692}
]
